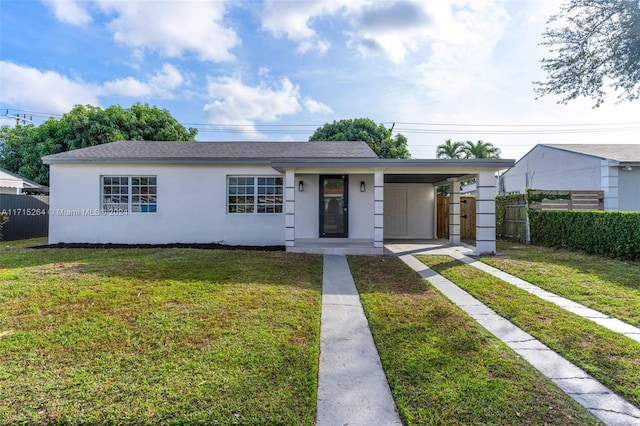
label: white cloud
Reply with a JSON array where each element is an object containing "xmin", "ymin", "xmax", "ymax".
[
  {"xmin": 204, "ymin": 75, "xmax": 301, "ymax": 126},
  {"xmin": 413, "ymin": 1, "xmax": 511, "ymax": 98},
  {"xmin": 347, "ymin": 1, "xmax": 432, "ymax": 63},
  {"xmin": 43, "ymin": 0, "xmax": 239, "ymax": 62},
  {"xmin": 203, "ymin": 73, "xmax": 333, "ymax": 138},
  {"xmin": 101, "ymin": 0, "xmax": 239, "ymax": 62},
  {"xmin": 303, "ymin": 98, "xmax": 333, "ymax": 114},
  {"xmin": 0, "ymin": 61, "xmax": 99, "ymax": 114},
  {"xmin": 261, "ymin": 0, "xmax": 359, "ymax": 54},
  {"xmin": 102, "ymin": 63, "xmax": 185, "ymax": 98},
  {"xmin": 0, "ymin": 62, "xmax": 186, "ymax": 115},
  {"xmin": 41, "ymin": 0, "xmax": 92, "ymax": 25}
]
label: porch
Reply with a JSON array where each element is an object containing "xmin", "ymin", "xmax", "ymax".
[{"xmin": 271, "ymin": 158, "xmax": 513, "ymax": 257}]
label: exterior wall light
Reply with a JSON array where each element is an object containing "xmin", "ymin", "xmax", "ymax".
[
  {"xmin": 623, "ymin": 165, "xmax": 633, "ymax": 171},
  {"xmin": 360, "ymin": 181, "xmax": 366, "ymax": 192},
  {"xmin": 298, "ymin": 181, "xmax": 304, "ymax": 192}
]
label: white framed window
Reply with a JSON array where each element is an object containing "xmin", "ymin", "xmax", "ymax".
[
  {"xmin": 102, "ymin": 176, "xmax": 157, "ymax": 213},
  {"xmin": 228, "ymin": 176, "xmax": 283, "ymax": 214}
]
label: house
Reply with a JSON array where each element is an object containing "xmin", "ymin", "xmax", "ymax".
[
  {"xmin": 0, "ymin": 167, "xmax": 48, "ymax": 194},
  {"xmin": 42, "ymin": 140, "xmax": 514, "ymax": 255},
  {"xmin": 499, "ymin": 144, "xmax": 640, "ymax": 211}
]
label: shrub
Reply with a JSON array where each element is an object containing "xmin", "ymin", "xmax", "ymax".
[
  {"xmin": 0, "ymin": 212, "xmax": 8, "ymax": 240},
  {"xmin": 529, "ymin": 210, "xmax": 640, "ymax": 261}
]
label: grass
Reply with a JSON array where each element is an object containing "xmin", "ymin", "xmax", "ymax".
[
  {"xmin": 0, "ymin": 239, "xmax": 323, "ymax": 425},
  {"xmin": 480, "ymin": 241, "xmax": 640, "ymax": 327},
  {"xmin": 348, "ymin": 255, "xmax": 602, "ymax": 426},
  {"xmin": 417, "ymin": 254, "xmax": 640, "ymax": 409}
]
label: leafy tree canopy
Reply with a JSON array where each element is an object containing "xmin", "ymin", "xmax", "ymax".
[
  {"xmin": 462, "ymin": 140, "xmax": 501, "ymax": 159},
  {"xmin": 436, "ymin": 139, "xmax": 465, "ymax": 159},
  {"xmin": 0, "ymin": 103, "xmax": 197, "ymax": 186},
  {"xmin": 309, "ymin": 118, "xmax": 410, "ymax": 159},
  {"xmin": 535, "ymin": 0, "xmax": 640, "ymax": 106},
  {"xmin": 436, "ymin": 139, "xmax": 501, "ymax": 159}
]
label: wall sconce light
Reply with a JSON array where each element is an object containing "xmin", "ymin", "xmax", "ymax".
[
  {"xmin": 298, "ymin": 181, "xmax": 304, "ymax": 192},
  {"xmin": 623, "ymin": 165, "xmax": 633, "ymax": 171},
  {"xmin": 360, "ymin": 181, "xmax": 366, "ymax": 192}
]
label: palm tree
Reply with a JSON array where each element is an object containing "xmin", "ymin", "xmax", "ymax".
[
  {"xmin": 436, "ymin": 139, "xmax": 465, "ymax": 159},
  {"xmin": 462, "ymin": 140, "xmax": 501, "ymax": 159}
]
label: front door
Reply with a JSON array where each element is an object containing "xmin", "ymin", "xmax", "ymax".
[{"xmin": 320, "ymin": 175, "xmax": 348, "ymax": 237}]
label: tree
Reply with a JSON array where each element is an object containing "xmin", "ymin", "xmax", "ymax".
[
  {"xmin": 0, "ymin": 103, "xmax": 197, "ymax": 186},
  {"xmin": 309, "ymin": 118, "xmax": 410, "ymax": 159},
  {"xmin": 462, "ymin": 140, "xmax": 501, "ymax": 159},
  {"xmin": 436, "ymin": 139, "xmax": 465, "ymax": 159},
  {"xmin": 535, "ymin": 0, "xmax": 640, "ymax": 107}
]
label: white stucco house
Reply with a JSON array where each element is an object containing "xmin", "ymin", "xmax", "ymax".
[
  {"xmin": 42, "ymin": 140, "xmax": 513, "ymax": 254},
  {"xmin": 500, "ymin": 144, "xmax": 640, "ymax": 211},
  {"xmin": 0, "ymin": 167, "xmax": 48, "ymax": 194}
]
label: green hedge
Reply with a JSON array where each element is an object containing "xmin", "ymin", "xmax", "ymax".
[{"xmin": 529, "ymin": 210, "xmax": 640, "ymax": 261}]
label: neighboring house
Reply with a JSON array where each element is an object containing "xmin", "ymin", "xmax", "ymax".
[
  {"xmin": 500, "ymin": 144, "xmax": 640, "ymax": 211},
  {"xmin": 0, "ymin": 167, "xmax": 48, "ymax": 194},
  {"xmin": 42, "ymin": 140, "xmax": 513, "ymax": 254}
]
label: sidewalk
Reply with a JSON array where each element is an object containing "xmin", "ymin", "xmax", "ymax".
[
  {"xmin": 398, "ymin": 252, "xmax": 640, "ymax": 426},
  {"xmin": 316, "ymin": 254, "xmax": 402, "ymax": 426}
]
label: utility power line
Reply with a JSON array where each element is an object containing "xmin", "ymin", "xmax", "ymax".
[{"xmin": 4, "ymin": 107, "xmax": 640, "ymax": 136}]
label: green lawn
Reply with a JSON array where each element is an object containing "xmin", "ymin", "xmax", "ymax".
[
  {"xmin": 481, "ymin": 242, "xmax": 640, "ymax": 327},
  {"xmin": 348, "ymin": 256, "xmax": 602, "ymax": 425},
  {"xmin": 417, "ymin": 254, "xmax": 640, "ymax": 409},
  {"xmin": 0, "ymin": 239, "xmax": 322, "ymax": 425}
]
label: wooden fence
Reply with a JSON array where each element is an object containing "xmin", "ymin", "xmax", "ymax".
[
  {"xmin": 437, "ymin": 196, "xmax": 476, "ymax": 239},
  {"xmin": 496, "ymin": 194, "xmax": 527, "ymax": 243},
  {"xmin": 0, "ymin": 194, "xmax": 49, "ymax": 241},
  {"xmin": 528, "ymin": 190, "xmax": 604, "ymax": 211}
]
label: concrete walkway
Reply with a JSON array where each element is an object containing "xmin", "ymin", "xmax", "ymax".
[
  {"xmin": 316, "ymin": 255, "xmax": 402, "ymax": 426},
  {"xmin": 446, "ymin": 251, "xmax": 640, "ymax": 344},
  {"xmin": 399, "ymin": 253, "xmax": 640, "ymax": 426}
]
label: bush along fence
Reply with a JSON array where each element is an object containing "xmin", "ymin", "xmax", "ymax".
[
  {"xmin": 496, "ymin": 189, "xmax": 639, "ymax": 261},
  {"xmin": 529, "ymin": 209, "xmax": 640, "ymax": 262},
  {"xmin": 0, "ymin": 211, "xmax": 8, "ymax": 240},
  {"xmin": 496, "ymin": 189, "xmax": 605, "ymax": 244}
]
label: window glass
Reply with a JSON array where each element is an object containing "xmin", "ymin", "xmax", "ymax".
[
  {"xmin": 228, "ymin": 176, "xmax": 282, "ymax": 214},
  {"xmin": 102, "ymin": 176, "xmax": 157, "ymax": 214}
]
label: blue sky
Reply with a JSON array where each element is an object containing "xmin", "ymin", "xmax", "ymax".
[{"xmin": 1, "ymin": 0, "xmax": 639, "ymax": 160}]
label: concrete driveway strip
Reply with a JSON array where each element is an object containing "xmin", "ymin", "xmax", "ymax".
[
  {"xmin": 400, "ymin": 254, "xmax": 640, "ymax": 426},
  {"xmin": 316, "ymin": 254, "xmax": 402, "ymax": 426},
  {"xmin": 447, "ymin": 251, "xmax": 640, "ymax": 344}
]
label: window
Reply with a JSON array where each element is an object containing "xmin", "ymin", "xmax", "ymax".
[
  {"xmin": 228, "ymin": 176, "xmax": 283, "ymax": 213},
  {"xmin": 102, "ymin": 176, "xmax": 157, "ymax": 213}
]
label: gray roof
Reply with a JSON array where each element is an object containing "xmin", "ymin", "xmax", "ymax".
[
  {"xmin": 542, "ymin": 144, "xmax": 640, "ymax": 163},
  {"xmin": 42, "ymin": 140, "xmax": 378, "ymax": 164},
  {"xmin": 0, "ymin": 166, "xmax": 49, "ymax": 191}
]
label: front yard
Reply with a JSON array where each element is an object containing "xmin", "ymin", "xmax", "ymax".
[
  {"xmin": 0, "ymin": 239, "xmax": 322, "ymax": 424},
  {"xmin": 2, "ymin": 239, "xmax": 637, "ymax": 424},
  {"xmin": 348, "ymin": 256, "xmax": 602, "ymax": 425}
]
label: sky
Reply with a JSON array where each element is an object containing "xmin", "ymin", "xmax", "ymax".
[{"xmin": 1, "ymin": 0, "xmax": 639, "ymax": 161}]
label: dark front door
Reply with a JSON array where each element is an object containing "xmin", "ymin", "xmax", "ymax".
[{"xmin": 320, "ymin": 175, "xmax": 348, "ymax": 237}]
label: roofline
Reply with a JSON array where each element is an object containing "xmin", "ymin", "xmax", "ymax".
[
  {"xmin": 539, "ymin": 144, "xmax": 614, "ymax": 161},
  {"xmin": 41, "ymin": 156, "xmax": 379, "ymax": 166},
  {"xmin": 271, "ymin": 158, "xmax": 515, "ymax": 169},
  {"xmin": 0, "ymin": 166, "xmax": 47, "ymax": 188},
  {"xmin": 43, "ymin": 156, "xmax": 515, "ymax": 170}
]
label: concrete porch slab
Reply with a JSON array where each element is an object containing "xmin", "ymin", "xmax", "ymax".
[{"xmin": 287, "ymin": 238, "xmax": 382, "ymax": 255}]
